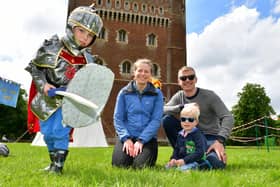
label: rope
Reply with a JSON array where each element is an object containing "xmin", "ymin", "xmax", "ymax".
[
  {"xmin": 230, "ymin": 136, "xmax": 264, "ymax": 143},
  {"xmin": 231, "ymin": 116, "xmax": 267, "ymax": 131},
  {"xmin": 254, "ymin": 124, "xmax": 280, "ymax": 131},
  {"xmin": 230, "ymin": 134, "xmax": 280, "ymax": 143},
  {"xmin": 14, "ymin": 130, "xmax": 29, "ymax": 142},
  {"xmin": 231, "ymin": 123, "xmax": 258, "ymax": 134},
  {"xmin": 229, "ymin": 116, "xmax": 280, "ymax": 143}
]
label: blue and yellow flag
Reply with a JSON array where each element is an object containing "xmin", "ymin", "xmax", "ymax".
[{"xmin": 0, "ymin": 77, "xmax": 20, "ymax": 108}]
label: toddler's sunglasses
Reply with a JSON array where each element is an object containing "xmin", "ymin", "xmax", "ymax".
[{"xmin": 180, "ymin": 117, "xmax": 195, "ymax": 123}]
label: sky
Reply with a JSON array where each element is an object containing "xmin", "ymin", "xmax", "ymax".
[
  {"xmin": 0, "ymin": 0, "xmax": 280, "ymax": 114},
  {"xmin": 186, "ymin": 0, "xmax": 280, "ymax": 114},
  {"xmin": 0, "ymin": 0, "xmax": 68, "ymax": 94}
]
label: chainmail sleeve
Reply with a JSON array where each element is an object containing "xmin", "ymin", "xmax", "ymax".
[{"xmin": 25, "ymin": 63, "xmax": 47, "ymax": 93}]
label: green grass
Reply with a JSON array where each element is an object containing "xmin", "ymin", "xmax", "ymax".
[{"xmin": 0, "ymin": 144, "xmax": 280, "ymax": 187}]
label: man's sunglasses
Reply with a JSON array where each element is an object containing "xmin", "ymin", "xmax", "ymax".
[
  {"xmin": 180, "ymin": 117, "xmax": 195, "ymax": 123},
  {"xmin": 179, "ymin": 74, "xmax": 196, "ymax": 81}
]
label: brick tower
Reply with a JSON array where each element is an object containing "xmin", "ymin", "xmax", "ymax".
[{"xmin": 68, "ymin": 0, "xmax": 186, "ymax": 143}]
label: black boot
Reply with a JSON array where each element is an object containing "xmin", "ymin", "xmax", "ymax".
[
  {"xmin": 50, "ymin": 150, "xmax": 68, "ymax": 174},
  {"xmin": 206, "ymin": 153, "xmax": 226, "ymax": 169},
  {"xmin": 43, "ymin": 151, "xmax": 55, "ymax": 171}
]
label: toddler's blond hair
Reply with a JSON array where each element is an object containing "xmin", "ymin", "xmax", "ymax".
[{"xmin": 180, "ymin": 103, "xmax": 200, "ymax": 121}]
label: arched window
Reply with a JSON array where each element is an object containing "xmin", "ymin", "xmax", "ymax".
[
  {"xmin": 142, "ymin": 4, "xmax": 147, "ymax": 13},
  {"xmin": 122, "ymin": 61, "xmax": 131, "ymax": 74},
  {"xmin": 118, "ymin": 29, "xmax": 127, "ymax": 43},
  {"xmin": 99, "ymin": 27, "xmax": 107, "ymax": 40},
  {"xmin": 150, "ymin": 6, "xmax": 155, "ymax": 14},
  {"xmin": 159, "ymin": 7, "xmax": 164, "ymax": 15},
  {"xmin": 119, "ymin": 60, "xmax": 133, "ymax": 78},
  {"xmin": 115, "ymin": 0, "xmax": 121, "ymax": 9},
  {"xmin": 153, "ymin": 64, "xmax": 159, "ymax": 76},
  {"xmin": 99, "ymin": 10, "xmax": 103, "ymax": 17},
  {"xmin": 133, "ymin": 3, "xmax": 138, "ymax": 12},
  {"xmin": 144, "ymin": 16, "xmax": 148, "ymax": 24},
  {"xmin": 106, "ymin": 0, "xmax": 111, "ymax": 8},
  {"xmin": 97, "ymin": 0, "xmax": 102, "ymax": 6},
  {"xmin": 124, "ymin": 0, "xmax": 130, "ymax": 10},
  {"xmin": 113, "ymin": 12, "xmax": 117, "ymax": 20},
  {"xmin": 146, "ymin": 33, "xmax": 157, "ymax": 47}
]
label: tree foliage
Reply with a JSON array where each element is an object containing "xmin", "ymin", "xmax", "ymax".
[
  {"xmin": 0, "ymin": 88, "xmax": 29, "ymax": 141},
  {"xmin": 231, "ymin": 83, "xmax": 275, "ymax": 145}
]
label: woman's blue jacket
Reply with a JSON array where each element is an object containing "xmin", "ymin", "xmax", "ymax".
[{"xmin": 113, "ymin": 80, "xmax": 164, "ymax": 144}]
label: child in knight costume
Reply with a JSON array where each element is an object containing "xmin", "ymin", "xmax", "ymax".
[{"xmin": 25, "ymin": 4, "xmax": 103, "ymax": 174}]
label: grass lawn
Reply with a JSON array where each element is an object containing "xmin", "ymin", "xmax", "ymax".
[{"xmin": 0, "ymin": 143, "xmax": 279, "ymax": 187}]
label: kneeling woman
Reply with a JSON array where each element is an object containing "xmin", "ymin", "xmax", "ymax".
[{"xmin": 112, "ymin": 59, "xmax": 164, "ymax": 169}]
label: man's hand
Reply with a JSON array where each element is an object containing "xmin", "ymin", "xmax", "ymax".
[{"xmin": 207, "ymin": 140, "xmax": 227, "ymax": 164}]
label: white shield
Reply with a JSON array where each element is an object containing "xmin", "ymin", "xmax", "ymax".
[{"xmin": 60, "ymin": 63, "xmax": 114, "ymax": 128}]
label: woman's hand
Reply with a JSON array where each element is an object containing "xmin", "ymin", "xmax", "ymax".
[
  {"xmin": 133, "ymin": 141, "xmax": 143, "ymax": 157},
  {"xmin": 122, "ymin": 139, "xmax": 134, "ymax": 157}
]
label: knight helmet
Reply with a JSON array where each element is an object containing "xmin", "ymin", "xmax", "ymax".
[{"xmin": 64, "ymin": 4, "xmax": 103, "ymax": 52}]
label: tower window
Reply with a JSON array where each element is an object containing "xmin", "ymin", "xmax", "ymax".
[
  {"xmin": 119, "ymin": 60, "xmax": 133, "ymax": 78},
  {"xmin": 117, "ymin": 29, "xmax": 128, "ymax": 43},
  {"xmin": 106, "ymin": 0, "xmax": 111, "ymax": 8},
  {"xmin": 97, "ymin": 0, "xmax": 102, "ymax": 6},
  {"xmin": 142, "ymin": 4, "xmax": 147, "ymax": 13},
  {"xmin": 159, "ymin": 7, "xmax": 164, "ymax": 15},
  {"xmin": 147, "ymin": 33, "xmax": 157, "ymax": 47},
  {"xmin": 153, "ymin": 64, "xmax": 159, "ymax": 76},
  {"xmin": 124, "ymin": 0, "xmax": 130, "ymax": 10},
  {"xmin": 133, "ymin": 3, "xmax": 138, "ymax": 12},
  {"xmin": 99, "ymin": 27, "xmax": 107, "ymax": 40},
  {"xmin": 115, "ymin": 0, "xmax": 121, "ymax": 9},
  {"xmin": 150, "ymin": 6, "xmax": 155, "ymax": 14},
  {"xmin": 122, "ymin": 61, "xmax": 131, "ymax": 74}
]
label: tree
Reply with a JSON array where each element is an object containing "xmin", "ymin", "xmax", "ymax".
[
  {"xmin": 0, "ymin": 88, "xmax": 29, "ymax": 141},
  {"xmin": 231, "ymin": 83, "xmax": 275, "ymax": 145}
]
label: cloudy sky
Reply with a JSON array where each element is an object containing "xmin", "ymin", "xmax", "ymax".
[
  {"xmin": 0, "ymin": 0, "xmax": 68, "ymax": 93},
  {"xmin": 186, "ymin": 0, "xmax": 280, "ymax": 114},
  {"xmin": 0, "ymin": 0, "xmax": 280, "ymax": 114}
]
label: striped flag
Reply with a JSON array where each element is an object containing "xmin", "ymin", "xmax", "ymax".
[{"xmin": 0, "ymin": 77, "xmax": 20, "ymax": 108}]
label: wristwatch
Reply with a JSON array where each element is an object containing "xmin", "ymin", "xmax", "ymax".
[{"xmin": 216, "ymin": 137, "xmax": 225, "ymax": 145}]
